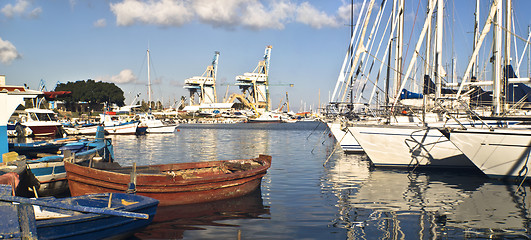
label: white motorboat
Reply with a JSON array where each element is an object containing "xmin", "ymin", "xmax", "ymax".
[
  {"xmin": 99, "ymin": 114, "xmax": 140, "ymax": 135},
  {"xmin": 18, "ymin": 108, "xmax": 63, "ymax": 137},
  {"xmin": 247, "ymin": 111, "xmax": 283, "ymax": 123},
  {"xmin": 136, "ymin": 113, "xmax": 177, "ymax": 133}
]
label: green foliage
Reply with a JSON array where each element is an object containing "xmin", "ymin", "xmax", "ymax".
[{"xmin": 55, "ymin": 79, "xmax": 125, "ymax": 111}]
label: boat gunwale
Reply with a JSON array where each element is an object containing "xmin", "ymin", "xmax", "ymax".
[{"xmin": 65, "ymin": 155, "xmax": 272, "ymax": 187}]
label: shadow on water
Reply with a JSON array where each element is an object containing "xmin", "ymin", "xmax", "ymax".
[
  {"xmin": 132, "ymin": 189, "xmax": 269, "ymax": 239},
  {"xmin": 324, "ymin": 153, "xmax": 531, "ymax": 239}
]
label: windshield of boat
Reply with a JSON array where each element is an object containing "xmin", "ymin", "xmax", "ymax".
[{"xmin": 30, "ymin": 112, "xmax": 58, "ymax": 121}]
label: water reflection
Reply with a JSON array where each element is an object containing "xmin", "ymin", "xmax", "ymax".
[
  {"xmin": 133, "ymin": 189, "xmax": 269, "ymax": 239},
  {"xmin": 449, "ymin": 183, "xmax": 531, "ymax": 238},
  {"xmin": 110, "ymin": 125, "xmax": 272, "ymax": 166},
  {"xmin": 325, "ymin": 153, "xmax": 531, "ymax": 239}
]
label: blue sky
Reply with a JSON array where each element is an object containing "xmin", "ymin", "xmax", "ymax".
[{"xmin": 2, "ymin": 0, "xmax": 531, "ymax": 111}]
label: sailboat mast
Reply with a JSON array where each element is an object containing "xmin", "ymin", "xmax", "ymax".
[
  {"xmin": 472, "ymin": 0, "xmax": 480, "ymax": 78},
  {"xmin": 504, "ymin": 0, "xmax": 511, "ymax": 111},
  {"xmin": 435, "ymin": 0, "xmax": 444, "ymax": 99},
  {"xmin": 147, "ymin": 49, "xmax": 152, "ymax": 112},
  {"xmin": 350, "ymin": 0, "xmax": 354, "ymax": 104},
  {"xmin": 493, "ymin": 0, "xmax": 502, "ymax": 115},
  {"xmin": 394, "ymin": 0, "xmax": 404, "ymax": 98}
]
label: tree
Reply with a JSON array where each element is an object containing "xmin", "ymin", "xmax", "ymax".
[{"xmin": 55, "ymin": 79, "xmax": 125, "ymax": 112}]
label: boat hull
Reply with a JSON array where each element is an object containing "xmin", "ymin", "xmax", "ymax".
[
  {"xmin": 104, "ymin": 122, "xmax": 138, "ymax": 135},
  {"xmin": 25, "ymin": 125, "xmax": 61, "ymax": 137},
  {"xmin": 247, "ymin": 119, "xmax": 282, "ymax": 123},
  {"xmin": 444, "ymin": 128, "xmax": 531, "ymax": 179},
  {"xmin": 146, "ymin": 124, "xmax": 177, "ymax": 133},
  {"xmin": 35, "ymin": 193, "xmax": 158, "ymax": 240},
  {"xmin": 65, "ymin": 155, "xmax": 272, "ymax": 206},
  {"xmin": 327, "ymin": 122, "xmax": 363, "ymax": 153},
  {"xmin": 26, "ymin": 137, "xmax": 114, "ymax": 197},
  {"xmin": 349, "ymin": 125, "xmax": 474, "ymax": 168}
]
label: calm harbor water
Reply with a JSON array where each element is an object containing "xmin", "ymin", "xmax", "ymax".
[{"xmin": 106, "ymin": 122, "xmax": 531, "ymax": 239}]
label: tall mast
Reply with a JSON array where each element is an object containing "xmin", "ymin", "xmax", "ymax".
[
  {"xmin": 394, "ymin": 0, "xmax": 404, "ymax": 98},
  {"xmin": 147, "ymin": 49, "xmax": 152, "ymax": 112},
  {"xmin": 504, "ymin": 0, "xmax": 511, "ymax": 109},
  {"xmin": 493, "ymin": 0, "xmax": 502, "ymax": 115},
  {"xmin": 434, "ymin": 0, "xmax": 444, "ymax": 99},
  {"xmin": 392, "ymin": 0, "xmax": 437, "ymax": 107},
  {"xmin": 472, "ymin": 0, "xmax": 480, "ymax": 78},
  {"xmin": 350, "ymin": 0, "xmax": 354, "ymax": 104},
  {"xmin": 341, "ymin": 0, "xmax": 376, "ymax": 103},
  {"xmin": 424, "ymin": 0, "xmax": 432, "ymax": 95}
]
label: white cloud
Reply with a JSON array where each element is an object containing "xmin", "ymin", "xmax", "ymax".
[
  {"xmin": 240, "ymin": 0, "xmax": 295, "ymax": 30},
  {"xmin": 193, "ymin": 0, "xmax": 240, "ymax": 26},
  {"xmin": 98, "ymin": 69, "xmax": 138, "ymax": 84},
  {"xmin": 0, "ymin": 37, "xmax": 21, "ymax": 64},
  {"xmin": 109, "ymin": 0, "xmax": 346, "ymax": 30},
  {"xmin": 94, "ymin": 18, "xmax": 107, "ymax": 27},
  {"xmin": 1, "ymin": 0, "xmax": 41, "ymax": 18},
  {"xmin": 28, "ymin": 7, "xmax": 41, "ymax": 18},
  {"xmin": 110, "ymin": 0, "xmax": 193, "ymax": 27},
  {"xmin": 336, "ymin": 2, "xmax": 363, "ymax": 26},
  {"xmin": 296, "ymin": 2, "xmax": 340, "ymax": 29}
]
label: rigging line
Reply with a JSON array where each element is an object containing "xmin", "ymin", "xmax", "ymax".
[
  {"xmin": 323, "ymin": 124, "xmax": 351, "ymax": 167},
  {"xmin": 332, "ymin": 0, "xmax": 368, "ymax": 102},
  {"xmin": 310, "ymin": 126, "xmax": 329, "ymax": 154},
  {"xmin": 365, "ymin": 50, "xmax": 404, "ymax": 82},
  {"xmin": 512, "ymin": 9, "xmax": 519, "ymax": 72},
  {"xmin": 401, "ymin": 0, "xmax": 422, "ymax": 75},
  {"xmin": 306, "ymin": 120, "xmax": 322, "ymax": 140},
  {"xmin": 340, "ymin": 0, "xmax": 377, "ymax": 103},
  {"xmin": 492, "ymin": 20, "xmax": 531, "ymax": 45},
  {"xmin": 356, "ymin": 0, "xmax": 390, "ymax": 103},
  {"xmin": 516, "ymin": 148, "xmax": 529, "ymax": 193},
  {"xmin": 368, "ymin": 2, "xmax": 395, "ymax": 104}
]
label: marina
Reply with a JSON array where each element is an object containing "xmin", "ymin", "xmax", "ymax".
[{"xmin": 3, "ymin": 0, "xmax": 531, "ymax": 239}]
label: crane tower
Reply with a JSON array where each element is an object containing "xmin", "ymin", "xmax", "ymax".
[
  {"xmin": 183, "ymin": 51, "xmax": 220, "ymax": 105},
  {"xmin": 235, "ymin": 46, "xmax": 272, "ymax": 112}
]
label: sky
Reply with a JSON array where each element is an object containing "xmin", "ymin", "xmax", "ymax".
[{"xmin": 2, "ymin": 0, "xmax": 531, "ymax": 111}]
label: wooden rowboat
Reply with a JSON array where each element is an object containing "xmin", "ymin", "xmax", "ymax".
[{"xmin": 64, "ymin": 155, "xmax": 272, "ymax": 206}]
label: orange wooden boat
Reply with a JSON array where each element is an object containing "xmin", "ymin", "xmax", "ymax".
[{"xmin": 64, "ymin": 155, "xmax": 271, "ymax": 206}]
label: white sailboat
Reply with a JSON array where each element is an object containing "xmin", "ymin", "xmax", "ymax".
[
  {"xmin": 327, "ymin": 121, "xmax": 363, "ymax": 153},
  {"xmin": 139, "ymin": 49, "xmax": 178, "ymax": 134},
  {"xmin": 442, "ymin": 127, "xmax": 531, "ymax": 179},
  {"xmin": 442, "ymin": 0, "xmax": 531, "ymax": 179},
  {"xmin": 349, "ymin": 121, "xmax": 474, "ymax": 168},
  {"xmin": 341, "ymin": 0, "xmax": 477, "ymax": 168}
]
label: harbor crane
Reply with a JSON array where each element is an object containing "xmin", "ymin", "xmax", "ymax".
[
  {"xmin": 235, "ymin": 45, "xmax": 273, "ymax": 112},
  {"xmin": 183, "ymin": 51, "xmax": 220, "ymax": 106}
]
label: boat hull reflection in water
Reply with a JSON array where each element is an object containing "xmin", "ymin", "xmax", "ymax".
[
  {"xmin": 134, "ymin": 189, "xmax": 268, "ymax": 239},
  {"xmin": 326, "ymin": 153, "xmax": 531, "ymax": 239}
]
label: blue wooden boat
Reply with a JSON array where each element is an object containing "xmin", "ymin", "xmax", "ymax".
[
  {"xmin": 0, "ymin": 184, "xmax": 158, "ymax": 240},
  {"xmin": 8, "ymin": 137, "xmax": 74, "ymax": 157},
  {"xmin": 20, "ymin": 126, "xmax": 114, "ymax": 196}
]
